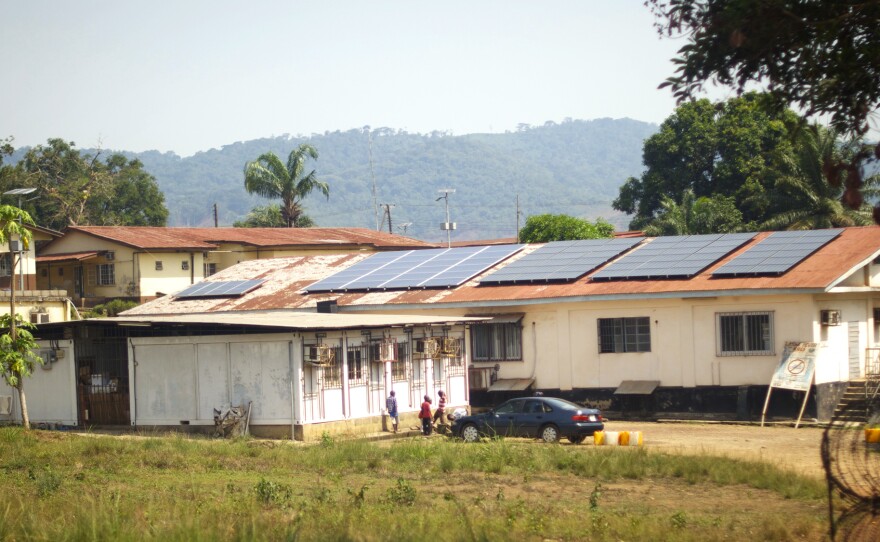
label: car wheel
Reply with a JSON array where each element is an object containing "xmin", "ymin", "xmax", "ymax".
[
  {"xmin": 461, "ymin": 423, "xmax": 481, "ymax": 443},
  {"xmin": 540, "ymin": 424, "xmax": 560, "ymax": 443},
  {"xmin": 568, "ymin": 435, "xmax": 585, "ymax": 445}
]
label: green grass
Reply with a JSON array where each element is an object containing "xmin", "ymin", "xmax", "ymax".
[{"xmin": 0, "ymin": 427, "xmax": 828, "ymax": 541}]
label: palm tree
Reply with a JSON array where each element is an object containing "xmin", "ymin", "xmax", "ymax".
[
  {"xmin": 644, "ymin": 190, "xmax": 745, "ymax": 236},
  {"xmin": 243, "ymin": 144, "xmax": 329, "ymax": 227},
  {"xmin": 762, "ymin": 125, "xmax": 876, "ymax": 230},
  {"xmin": 0, "ymin": 205, "xmax": 38, "ymax": 429}
]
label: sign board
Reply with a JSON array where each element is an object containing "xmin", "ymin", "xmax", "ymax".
[
  {"xmin": 761, "ymin": 341, "xmax": 817, "ymax": 427},
  {"xmin": 770, "ymin": 341, "xmax": 817, "ymax": 391}
]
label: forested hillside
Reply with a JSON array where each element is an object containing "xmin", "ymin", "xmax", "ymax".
[{"xmin": 15, "ymin": 119, "xmax": 657, "ymax": 242}]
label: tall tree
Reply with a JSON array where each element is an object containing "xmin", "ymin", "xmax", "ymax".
[
  {"xmin": 0, "ymin": 205, "xmax": 39, "ymax": 429},
  {"xmin": 519, "ymin": 214, "xmax": 613, "ymax": 243},
  {"xmin": 243, "ymin": 144, "xmax": 329, "ymax": 227},
  {"xmin": 648, "ymin": 0, "xmax": 880, "ymax": 217},
  {"xmin": 614, "ymin": 93, "xmax": 799, "ymax": 229},
  {"xmin": 644, "ymin": 190, "xmax": 745, "ymax": 236},
  {"xmin": 13, "ymin": 139, "xmax": 168, "ymax": 230},
  {"xmin": 762, "ymin": 125, "xmax": 877, "ymax": 230}
]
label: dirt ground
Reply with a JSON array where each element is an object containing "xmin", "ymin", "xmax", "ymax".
[{"xmin": 600, "ymin": 421, "xmax": 826, "ymax": 479}]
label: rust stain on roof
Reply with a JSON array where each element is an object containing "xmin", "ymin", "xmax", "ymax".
[
  {"xmin": 123, "ymin": 227, "xmax": 880, "ymax": 316},
  {"xmin": 52, "ymin": 226, "xmax": 433, "ymax": 251}
]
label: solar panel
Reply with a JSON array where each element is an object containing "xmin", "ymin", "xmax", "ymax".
[
  {"xmin": 175, "ymin": 279, "xmax": 265, "ymax": 298},
  {"xmin": 591, "ymin": 233, "xmax": 756, "ymax": 280},
  {"xmin": 712, "ymin": 229, "xmax": 841, "ymax": 277},
  {"xmin": 479, "ymin": 238, "xmax": 644, "ymax": 284},
  {"xmin": 305, "ymin": 245, "xmax": 524, "ymax": 292}
]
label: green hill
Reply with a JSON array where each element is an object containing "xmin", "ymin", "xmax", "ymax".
[{"xmin": 17, "ymin": 119, "xmax": 658, "ymax": 242}]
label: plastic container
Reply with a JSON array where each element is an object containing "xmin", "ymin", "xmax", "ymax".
[
  {"xmin": 628, "ymin": 431, "xmax": 643, "ymax": 446},
  {"xmin": 619, "ymin": 431, "xmax": 630, "ymax": 446},
  {"xmin": 604, "ymin": 431, "xmax": 619, "ymax": 446},
  {"xmin": 593, "ymin": 431, "xmax": 605, "ymax": 445},
  {"xmin": 865, "ymin": 428, "xmax": 880, "ymax": 443}
]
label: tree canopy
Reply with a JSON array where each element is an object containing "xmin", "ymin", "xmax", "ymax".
[
  {"xmin": 243, "ymin": 144, "xmax": 329, "ymax": 228},
  {"xmin": 643, "ymin": 190, "xmax": 745, "ymax": 236},
  {"xmin": 1, "ymin": 139, "xmax": 168, "ymax": 230},
  {"xmin": 648, "ymin": 0, "xmax": 880, "ymax": 217},
  {"xmin": 518, "ymin": 214, "xmax": 614, "ymax": 243},
  {"xmin": 614, "ymin": 93, "xmax": 800, "ymax": 229}
]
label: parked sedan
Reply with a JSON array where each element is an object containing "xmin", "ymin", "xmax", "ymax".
[{"xmin": 452, "ymin": 397, "xmax": 604, "ymax": 443}]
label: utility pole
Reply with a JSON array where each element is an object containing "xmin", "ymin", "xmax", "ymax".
[
  {"xmin": 368, "ymin": 128, "xmax": 379, "ymax": 231},
  {"xmin": 213, "ymin": 203, "xmax": 218, "ymax": 227},
  {"xmin": 380, "ymin": 203, "xmax": 395, "ymax": 234},
  {"xmin": 397, "ymin": 222, "xmax": 412, "ymax": 235},
  {"xmin": 436, "ymin": 189, "xmax": 456, "ymax": 248},
  {"xmin": 516, "ymin": 194, "xmax": 521, "ymax": 243}
]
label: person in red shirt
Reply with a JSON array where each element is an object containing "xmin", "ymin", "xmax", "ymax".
[{"xmin": 418, "ymin": 395, "xmax": 433, "ymax": 436}]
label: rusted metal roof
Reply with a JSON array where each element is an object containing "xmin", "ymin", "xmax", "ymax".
[
  {"xmin": 43, "ymin": 226, "xmax": 433, "ymax": 251},
  {"xmin": 123, "ymin": 227, "xmax": 880, "ymax": 316},
  {"xmin": 36, "ymin": 251, "xmax": 100, "ymax": 263}
]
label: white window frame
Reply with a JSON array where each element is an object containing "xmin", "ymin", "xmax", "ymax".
[
  {"xmin": 716, "ymin": 311, "xmax": 774, "ymax": 356},
  {"xmin": 96, "ymin": 263, "xmax": 115, "ymax": 286}
]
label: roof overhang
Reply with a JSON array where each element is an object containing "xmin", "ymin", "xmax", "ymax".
[
  {"xmin": 487, "ymin": 378, "xmax": 535, "ymax": 392},
  {"xmin": 36, "ymin": 251, "xmax": 101, "ymax": 264},
  {"xmin": 101, "ymin": 311, "xmax": 489, "ymax": 331},
  {"xmin": 614, "ymin": 380, "xmax": 660, "ymax": 395}
]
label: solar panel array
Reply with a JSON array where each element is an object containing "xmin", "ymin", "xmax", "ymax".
[
  {"xmin": 478, "ymin": 238, "xmax": 644, "ymax": 284},
  {"xmin": 305, "ymin": 244, "xmax": 524, "ymax": 292},
  {"xmin": 591, "ymin": 233, "xmax": 756, "ymax": 280},
  {"xmin": 712, "ymin": 229, "xmax": 841, "ymax": 277},
  {"xmin": 175, "ymin": 279, "xmax": 265, "ymax": 298}
]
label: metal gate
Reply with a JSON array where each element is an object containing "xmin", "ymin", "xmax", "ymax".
[{"xmin": 74, "ymin": 325, "xmax": 130, "ymax": 425}]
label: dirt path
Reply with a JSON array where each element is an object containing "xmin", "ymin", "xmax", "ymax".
[{"xmin": 603, "ymin": 421, "xmax": 826, "ymax": 479}]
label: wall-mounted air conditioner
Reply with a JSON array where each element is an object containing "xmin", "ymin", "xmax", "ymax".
[
  {"xmin": 30, "ymin": 313, "xmax": 49, "ymax": 324},
  {"xmin": 821, "ymin": 309, "xmax": 841, "ymax": 326}
]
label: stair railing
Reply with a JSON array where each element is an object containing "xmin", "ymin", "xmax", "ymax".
[{"xmin": 864, "ymin": 348, "xmax": 880, "ymax": 400}]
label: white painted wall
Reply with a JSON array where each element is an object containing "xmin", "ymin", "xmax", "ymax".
[{"xmin": 0, "ymin": 340, "xmax": 76, "ymax": 426}]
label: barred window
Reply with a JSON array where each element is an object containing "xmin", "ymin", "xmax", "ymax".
[
  {"xmin": 97, "ymin": 264, "xmax": 115, "ymax": 286},
  {"xmin": 347, "ymin": 345, "xmax": 368, "ymax": 386},
  {"xmin": 392, "ymin": 341, "xmax": 409, "ymax": 381},
  {"xmin": 0, "ymin": 253, "xmax": 12, "ymax": 277},
  {"xmin": 471, "ymin": 322, "xmax": 522, "ymax": 361},
  {"xmin": 717, "ymin": 312, "xmax": 773, "ymax": 356},
  {"xmin": 598, "ymin": 317, "xmax": 651, "ymax": 353},
  {"xmin": 204, "ymin": 262, "xmax": 217, "ymax": 277}
]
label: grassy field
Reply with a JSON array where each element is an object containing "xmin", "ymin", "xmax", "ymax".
[{"xmin": 0, "ymin": 428, "xmax": 829, "ymax": 541}]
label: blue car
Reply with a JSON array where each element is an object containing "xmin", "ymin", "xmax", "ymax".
[{"xmin": 452, "ymin": 396, "xmax": 604, "ymax": 444}]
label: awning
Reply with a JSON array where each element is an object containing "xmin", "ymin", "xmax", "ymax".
[
  {"xmin": 614, "ymin": 380, "xmax": 660, "ymax": 395},
  {"xmin": 37, "ymin": 251, "xmax": 100, "ymax": 264},
  {"xmin": 464, "ymin": 313, "xmax": 524, "ymax": 324},
  {"xmin": 487, "ymin": 377, "xmax": 535, "ymax": 392}
]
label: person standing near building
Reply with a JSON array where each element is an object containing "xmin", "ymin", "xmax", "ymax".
[
  {"xmin": 386, "ymin": 390, "xmax": 399, "ymax": 433},
  {"xmin": 432, "ymin": 390, "xmax": 447, "ymax": 427},
  {"xmin": 419, "ymin": 395, "xmax": 432, "ymax": 436}
]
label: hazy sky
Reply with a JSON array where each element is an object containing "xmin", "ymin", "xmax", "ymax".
[{"xmin": 2, "ymin": 1, "xmax": 720, "ymax": 157}]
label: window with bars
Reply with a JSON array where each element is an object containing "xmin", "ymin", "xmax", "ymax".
[
  {"xmin": 322, "ymin": 354, "xmax": 342, "ymax": 388},
  {"xmin": 597, "ymin": 317, "xmax": 651, "ymax": 353},
  {"xmin": 471, "ymin": 322, "xmax": 522, "ymax": 361},
  {"xmin": 204, "ymin": 262, "xmax": 217, "ymax": 277},
  {"xmin": 347, "ymin": 345, "xmax": 368, "ymax": 386},
  {"xmin": 716, "ymin": 312, "xmax": 773, "ymax": 356},
  {"xmin": 392, "ymin": 341, "xmax": 409, "ymax": 381},
  {"xmin": 97, "ymin": 264, "xmax": 115, "ymax": 286},
  {"xmin": 0, "ymin": 253, "xmax": 13, "ymax": 277},
  {"xmin": 155, "ymin": 261, "xmax": 163, "ymax": 271}
]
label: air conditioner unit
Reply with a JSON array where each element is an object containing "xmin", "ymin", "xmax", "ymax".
[
  {"xmin": 440, "ymin": 337, "xmax": 461, "ymax": 356},
  {"xmin": 415, "ymin": 338, "xmax": 440, "ymax": 358},
  {"xmin": 380, "ymin": 340, "xmax": 397, "ymax": 362},
  {"xmin": 821, "ymin": 309, "xmax": 841, "ymax": 326},
  {"xmin": 305, "ymin": 344, "xmax": 335, "ymax": 366},
  {"xmin": 105, "ymin": 251, "xmax": 115, "ymax": 260}
]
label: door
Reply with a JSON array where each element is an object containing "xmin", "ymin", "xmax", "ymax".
[
  {"xmin": 849, "ymin": 321, "xmax": 862, "ymax": 379},
  {"xmin": 74, "ymin": 266, "xmax": 84, "ymax": 298},
  {"xmin": 520, "ymin": 399, "xmax": 549, "ymax": 437},
  {"xmin": 487, "ymin": 399, "xmax": 525, "ymax": 437}
]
